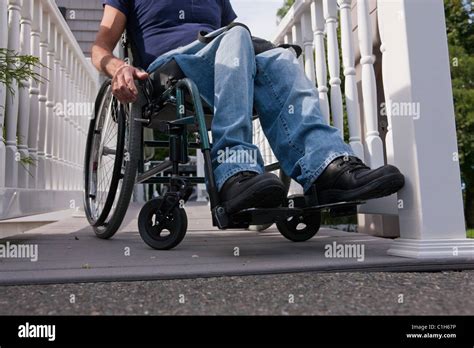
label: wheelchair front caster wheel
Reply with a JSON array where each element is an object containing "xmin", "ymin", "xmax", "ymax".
[
  {"xmin": 276, "ymin": 212, "xmax": 321, "ymax": 242},
  {"xmin": 138, "ymin": 198, "xmax": 188, "ymax": 250}
]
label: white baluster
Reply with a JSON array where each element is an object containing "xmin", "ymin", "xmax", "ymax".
[
  {"xmin": 291, "ymin": 21, "xmax": 303, "ymax": 66},
  {"xmin": 356, "ymin": 0, "xmax": 398, "ymax": 222},
  {"xmin": 76, "ymin": 63, "xmax": 83, "ymax": 190},
  {"xmin": 5, "ymin": 0, "xmax": 22, "ymax": 187},
  {"xmin": 72, "ymin": 61, "xmax": 80, "ymax": 190},
  {"xmin": 52, "ymin": 31, "xmax": 62, "ymax": 190},
  {"xmin": 283, "ymin": 32, "xmax": 292, "ymax": 45},
  {"xmin": 323, "ymin": 0, "xmax": 344, "ymax": 135},
  {"xmin": 0, "ymin": 0, "xmax": 8, "ymax": 188},
  {"xmin": 357, "ymin": 0, "xmax": 384, "ymax": 168},
  {"xmin": 57, "ymin": 36, "xmax": 65, "ymax": 190},
  {"xmin": 300, "ymin": 10, "xmax": 316, "ymax": 83},
  {"xmin": 81, "ymin": 75, "xmax": 88, "ymax": 184},
  {"xmin": 62, "ymin": 46, "xmax": 68, "ymax": 191},
  {"xmin": 45, "ymin": 21, "xmax": 56, "ymax": 190},
  {"xmin": 338, "ymin": 0, "xmax": 364, "ymax": 160},
  {"xmin": 27, "ymin": 0, "xmax": 41, "ymax": 189},
  {"xmin": 73, "ymin": 56, "xmax": 79, "ymax": 190},
  {"xmin": 17, "ymin": 0, "xmax": 33, "ymax": 188},
  {"xmin": 311, "ymin": 0, "xmax": 330, "ymax": 124},
  {"xmin": 37, "ymin": 7, "xmax": 48, "ymax": 189},
  {"xmin": 68, "ymin": 58, "xmax": 74, "ymax": 190},
  {"xmin": 63, "ymin": 40, "xmax": 74, "ymax": 190},
  {"xmin": 79, "ymin": 68, "xmax": 86, "ymax": 188},
  {"xmin": 70, "ymin": 57, "xmax": 77, "ymax": 191},
  {"xmin": 64, "ymin": 47, "xmax": 72, "ymax": 190}
]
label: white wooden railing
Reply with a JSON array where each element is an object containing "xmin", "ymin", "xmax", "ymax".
[
  {"xmin": 260, "ymin": 0, "xmax": 474, "ymax": 258},
  {"xmin": 0, "ymin": 0, "xmax": 99, "ymax": 219}
]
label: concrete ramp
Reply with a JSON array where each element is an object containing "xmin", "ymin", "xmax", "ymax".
[{"xmin": 0, "ymin": 203, "xmax": 473, "ymax": 285}]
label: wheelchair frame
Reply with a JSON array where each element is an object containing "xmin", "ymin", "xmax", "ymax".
[{"xmin": 84, "ymin": 32, "xmax": 362, "ymax": 250}]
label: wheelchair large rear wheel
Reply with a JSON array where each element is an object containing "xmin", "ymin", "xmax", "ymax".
[{"xmin": 84, "ymin": 79, "xmax": 142, "ymax": 239}]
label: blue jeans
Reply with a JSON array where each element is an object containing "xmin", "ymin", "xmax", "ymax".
[{"xmin": 147, "ymin": 26, "xmax": 355, "ymax": 192}]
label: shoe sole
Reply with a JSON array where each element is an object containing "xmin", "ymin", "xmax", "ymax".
[
  {"xmin": 223, "ymin": 180, "xmax": 286, "ymax": 214},
  {"xmin": 318, "ymin": 173, "xmax": 405, "ymax": 205}
]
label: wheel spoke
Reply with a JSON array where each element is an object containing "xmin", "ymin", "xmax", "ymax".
[{"xmin": 102, "ymin": 146, "xmax": 117, "ymax": 156}]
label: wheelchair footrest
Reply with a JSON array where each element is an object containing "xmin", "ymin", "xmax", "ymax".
[
  {"xmin": 213, "ymin": 200, "xmax": 365, "ymax": 229},
  {"xmin": 230, "ymin": 207, "xmax": 303, "ymax": 228}
]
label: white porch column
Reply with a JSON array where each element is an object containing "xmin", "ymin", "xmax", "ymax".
[
  {"xmin": 377, "ymin": 0, "xmax": 473, "ymax": 258},
  {"xmin": 4, "ymin": 0, "xmax": 22, "ymax": 187},
  {"xmin": 0, "ymin": 0, "xmax": 8, "ymax": 188}
]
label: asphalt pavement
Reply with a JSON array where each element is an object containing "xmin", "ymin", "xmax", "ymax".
[{"xmin": 0, "ymin": 271, "xmax": 472, "ymax": 315}]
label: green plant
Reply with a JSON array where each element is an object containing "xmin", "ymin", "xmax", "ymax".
[
  {"xmin": 277, "ymin": 0, "xmax": 295, "ymax": 20},
  {"xmin": 1, "ymin": 48, "xmax": 44, "ymax": 169},
  {"xmin": 0, "ymin": 48, "xmax": 43, "ymax": 96},
  {"xmin": 445, "ymin": 0, "xmax": 474, "ymax": 227}
]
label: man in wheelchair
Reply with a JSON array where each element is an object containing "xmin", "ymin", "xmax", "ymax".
[{"xmin": 91, "ymin": 1, "xmax": 404, "ymax": 234}]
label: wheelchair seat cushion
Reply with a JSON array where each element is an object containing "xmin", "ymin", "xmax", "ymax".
[
  {"xmin": 149, "ymin": 59, "xmax": 186, "ymax": 93},
  {"xmin": 147, "ymin": 59, "xmax": 215, "ymax": 129}
]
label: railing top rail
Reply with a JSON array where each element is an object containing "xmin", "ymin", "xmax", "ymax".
[
  {"xmin": 272, "ymin": 0, "xmax": 312, "ymax": 44},
  {"xmin": 40, "ymin": 0, "xmax": 97, "ymax": 83}
]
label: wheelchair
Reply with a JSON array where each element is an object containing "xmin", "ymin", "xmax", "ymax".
[{"xmin": 83, "ymin": 33, "xmax": 363, "ymax": 250}]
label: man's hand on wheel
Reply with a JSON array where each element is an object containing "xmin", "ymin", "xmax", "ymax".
[{"xmin": 111, "ymin": 64, "xmax": 149, "ymax": 103}]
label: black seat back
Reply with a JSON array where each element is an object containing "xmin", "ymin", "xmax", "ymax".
[{"xmin": 122, "ymin": 30, "xmax": 143, "ymax": 69}]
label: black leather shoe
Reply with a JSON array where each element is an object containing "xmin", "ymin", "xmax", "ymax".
[
  {"xmin": 310, "ymin": 156, "xmax": 405, "ymax": 204},
  {"xmin": 219, "ymin": 171, "xmax": 286, "ymax": 214}
]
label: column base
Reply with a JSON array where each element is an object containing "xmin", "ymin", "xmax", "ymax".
[{"xmin": 388, "ymin": 238, "xmax": 474, "ymax": 259}]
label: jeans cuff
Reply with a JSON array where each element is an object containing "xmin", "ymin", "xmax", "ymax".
[{"xmin": 214, "ymin": 163, "xmax": 264, "ymax": 191}]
